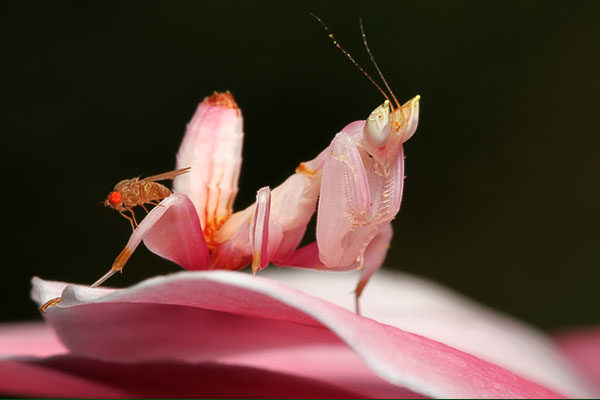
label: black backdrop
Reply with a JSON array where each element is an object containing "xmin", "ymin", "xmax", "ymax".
[{"xmin": 2, "ymin": 1, "xmax": 599, "ymax": 331}]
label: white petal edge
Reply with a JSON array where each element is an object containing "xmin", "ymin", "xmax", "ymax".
[{"xmin": 262, "ymin": 268, "xmax": 595, "ymax": 398}]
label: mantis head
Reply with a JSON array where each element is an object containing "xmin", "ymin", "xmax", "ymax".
[{"xmin": 363, "ymin": 95, "xmax": 420, "ymax": 160}]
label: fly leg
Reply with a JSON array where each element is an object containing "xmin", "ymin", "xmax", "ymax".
[
  {"xmin": 120, "ymin": 207, "xmax": 138, "ymax": 231},
  {"xmin": 118, "ymin": 209, "xmax": 136, "ymax": 231},
  {"xmin": 149, "ymin": 200, "xmax": 166, "ymax": 208},
  {"xmin": 128, "ymin": 207, "xmax": 138, "ymax": 226}
]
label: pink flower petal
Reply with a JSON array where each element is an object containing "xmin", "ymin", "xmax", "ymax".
[
  {"xmin": 24, "ymin": 271, "xmax": 573, "ymax": 398},
  {"xmin": 1, "ymin": 355, "xmax": 367, "ymax": 398},
  {"xmin": 0, "ymin": 322, "xmax": 66, "ymax": 358},
  {"xmin": 555, "ymin": 328, "xmax": 600, "ymax": 396},
  {"xmin": 265, "ymin": 269, "xmax": 595, "ymax": 398},
  {"xmin": 217, "ymin": 343, "xmax": 425, "ymax": 398},
  {"xmin": 0, "ymin": 357, "xmax": 124, "ymax": 398},
  {"xmin": 0, "ymin": 318, "xmax": 424, "ymax": 398}
]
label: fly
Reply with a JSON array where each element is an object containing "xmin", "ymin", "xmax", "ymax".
[{"xmin": 105, "ymin": 167, "xmax": 191, "ymax": 230}]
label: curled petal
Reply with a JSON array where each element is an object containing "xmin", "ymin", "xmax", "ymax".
[{"xmin": 25, "ymin": 271, "xmax": 578, "ymax": 398}]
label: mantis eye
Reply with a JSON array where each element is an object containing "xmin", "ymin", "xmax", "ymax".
[
  {"xmin": 109, "ymin": 191, "xmax": 122, "ymax": 205},
  {"xmin": 365, "ymin": 100, "xmax": 391, "ymax": 148}
]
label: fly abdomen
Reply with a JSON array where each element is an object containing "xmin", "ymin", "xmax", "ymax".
[{"xmin": 142, "ymin": 181, "xmax": 172, "ymax": 204}]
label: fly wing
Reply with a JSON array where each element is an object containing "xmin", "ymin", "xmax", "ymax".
[{"xmin": 141, "ymin": 167, "xmax": 191, "ymax": 183}]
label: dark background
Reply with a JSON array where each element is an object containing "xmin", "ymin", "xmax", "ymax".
[{"xmin": 1, "ymin": 1, "xmax": 598, "ymax": 331}]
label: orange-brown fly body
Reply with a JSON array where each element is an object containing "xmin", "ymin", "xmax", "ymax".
[{"xmin": 105, "ymin": 167, "xmax": 191, "ymax": 230}]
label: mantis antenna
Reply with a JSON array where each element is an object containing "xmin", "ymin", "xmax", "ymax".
[
  {"xmin": 359, "ymin": 18, "xmax": 401, "ymax": 110},
  {"xmin": 310, "ymin": 13, "xmax": 392, "ymax": 106}
]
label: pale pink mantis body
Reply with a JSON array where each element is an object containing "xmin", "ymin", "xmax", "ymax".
[
  {"xmin": 86, "ymin": 89, "xmax": 419, "ymax": 309},
  {"xmin": 41, "ymin": 22, "xmax": 420, "ymax": 312}
]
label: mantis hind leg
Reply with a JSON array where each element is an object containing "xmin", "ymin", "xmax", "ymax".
[{"xmin": 354, "ymin": 223, "xmax": 393, "ymax": 314}]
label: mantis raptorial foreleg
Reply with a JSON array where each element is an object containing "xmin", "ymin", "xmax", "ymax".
[
  {"xmin": 92, "ymin": 194, "xmax": 211, "ymax": 288},
  {"xmin": 316, "ymin": 131, "xmax": 371, "ymax": 268}
]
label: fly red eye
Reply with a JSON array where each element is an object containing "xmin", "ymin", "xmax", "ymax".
[{"xmin": 109, "ymin": 191, "xmax": 122, "ymax": 205}]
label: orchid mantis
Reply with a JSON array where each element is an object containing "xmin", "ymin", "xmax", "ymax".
[
  {"xmin": 85, "ymin": 89, "xmax": 419, "ymax": 309},
  {"xmin": 41, "ymin": 22, "xmax": 420, "ymax": 313}
]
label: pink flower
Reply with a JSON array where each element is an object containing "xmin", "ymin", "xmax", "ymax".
[
  {"xmin": 1, "ymin": 270, "xmax": 598, "ymax": 398},
  {"xmin": 3, "ymin": 94, "xmax": 597, "ymax": 398}
]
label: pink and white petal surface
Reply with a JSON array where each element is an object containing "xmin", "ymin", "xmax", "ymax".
[
  {"xmin": 0, "ymin": 308, "xmax": 421, "ymax": 398},
  {"xmin": 216, "ymin": 343, "xmax": 425, "ymax": 398},
  {"xmin": 264, "ymin": 269, "xmax": 595, "ymax": 398},
  {"xmin": 23, "ymin": 271, "xmax": 580, "ymax": 398},
  {"xmin": 555, "ymin": 328, "xmax": 600, "ymax": 396}
]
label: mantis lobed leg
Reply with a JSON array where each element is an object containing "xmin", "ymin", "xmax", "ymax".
[
  {"xmin": 249, "ymin": 187, "xmax": 271, "ymax": 275},
  {"xmin": 92, "ymin": 193, "xmax": 211, "ymax": 288}
]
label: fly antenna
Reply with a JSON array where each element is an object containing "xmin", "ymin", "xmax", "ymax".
[
  {"xmin": 310, "ymin": 13, "xmax": 391, "ymax": 104},
  {"xmin": 359, "ymin": 18, "xmax": 400, "ymax": 109}
]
